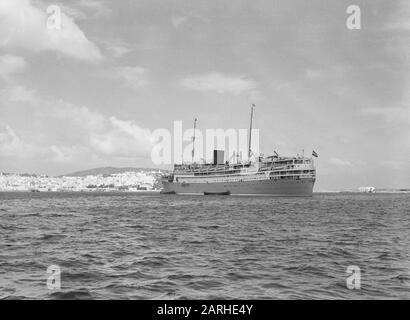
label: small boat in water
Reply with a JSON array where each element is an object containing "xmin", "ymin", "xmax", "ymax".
[
  {"xmin": 204, "ymin": 191, "xmax": 231, "ymax": 196},
  {"xmin": 159, "ymin": 190, "xmax": 176, "ymax": 194}
]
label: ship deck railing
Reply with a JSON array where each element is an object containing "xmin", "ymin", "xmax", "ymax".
[
  {"xmin": 174, "ymin": 165, "xmax": 315, "ymax": 176},
  {"xmin": 173, "ymin": 156, "xmax": 312, "ymax": 172},
  {"xmin": 174, "ymin": 171, "xmax": 316, "ymax": 180}
]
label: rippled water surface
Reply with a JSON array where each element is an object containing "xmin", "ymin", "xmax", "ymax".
[{"xmin": 0, "ymin": 192, "xmax": 409, "ymax": 299}]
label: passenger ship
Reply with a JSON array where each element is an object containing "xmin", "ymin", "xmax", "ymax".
[{"xmin": 161, "ymin": 106, "xmax": 317, "ymax": 196}]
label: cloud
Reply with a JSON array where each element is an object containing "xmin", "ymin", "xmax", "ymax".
[
  {"xmin": 386, "ymin": 21, "xmax": 410, "ymax": 31},
  {"xmin": 1, "ymin": 85, "xmax": 37, "ymax": 102},
  {"xmin": 110, "ymin": 66, "xmax": 150, "ymax": 90},
  {"xmin": 0, "ymin": 124, "xmax": 90, "ymax": 163},
  {"xmin": 90, "ymin": 117, "xmax": 154, "ymax": 157},
  {"xmin": 96, "ymin": 38, "xmax": 133, "ymax": 58},
  {"xmin": 46, "ymin": 102, "xmax": 155, "ymax": 158},
  {"xmin": 106, "ymin": 45, "xmax": 131, "ymax": 58},
  {"xmin": 54, "ymin": 0, "xmax": 111, "ymax": 21},
  {"xmin": 76, "ymin": 0, "xmax": 111, "ymax": 18},
  {"xmin": 305, "ymin": 65, "xmax": 345, "ymax": 81},
  {"xmin": 75, "ymin": 0, "xmax": 111, "ymax": 18},
  {"xmin": 384, "ymin": 0, "xmax": 410, "ymax": 31},
  {"xmin": 361, "ymin": 107, "xmax": 410, "ymax": 124},
  {"xmin": 0, "ymin": 90, "xmax": 156, "ymax": 164},
  {"xmin": 329, "ymin": 158, "xmax": 353, "ymax": 167},
  {"xmin": 171, "ymin": 16, "xmax": 187, "ymax": 28},
  {"xmin": 0, "ymin": 125, "xmax": 24, "ymax": 156},
  {"xmin": 0, "ymin": 0, "xmax": 102, "ymax": 62},
  {"xmin": 0, "ymin": 55, "xmax": 27, "ymax": 81},
  {"xmin": 53, "ymin": 104, "xmax": 105, "ymax": 131},
  {"xmin": 380, "ymin": 160, "xmax": 405, "ymax": 170},
  {"xmin": 305, "ymin": 69, "xmax": 323, "ymax": 80},
  {"xmin": 181, "ymin": 72, "xmax": 257, "ymax": 95},
  {"xmin": 0, "ymin": 124, "xmax": 49, "ymax": 159}
]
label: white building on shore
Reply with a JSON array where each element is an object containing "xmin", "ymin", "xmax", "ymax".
[
  {"xmin": 358, "ymin": 186, "xmax": 376, "ymax": 193},
  {"xmin": 0, "ymin": 171, "xmax": 163, "ymax": 192}
]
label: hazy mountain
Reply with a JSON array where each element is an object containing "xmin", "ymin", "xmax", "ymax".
[{"xmin": 62, "ymin": 167, "xmax": 167, "ymax": 177}]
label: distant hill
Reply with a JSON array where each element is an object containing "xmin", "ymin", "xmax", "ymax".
[{"xmin": 62, "ymin": 167, "xmax": 167, "ymax": 177}]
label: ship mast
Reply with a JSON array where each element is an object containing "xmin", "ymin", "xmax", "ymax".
[
  {"xmin": 248, "ymin": 104, "xmax": 255, "ymax": 159},
  {"xmin": 191, "ymin": 118, "xmax": 197, "ymax": 163}
]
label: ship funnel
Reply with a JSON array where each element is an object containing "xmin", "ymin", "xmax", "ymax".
[{"xmin": 213, "ymin": 150, "xmax": 224, "ymax": 165}]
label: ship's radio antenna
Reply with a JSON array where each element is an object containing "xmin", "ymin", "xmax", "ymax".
[
  {"xmin": 248, "ymin": 104, "xmax": 255, "ymax": 159},
  {"xmin": 191, "ymin": 118, "xmax": 197, "ymax": 163}
]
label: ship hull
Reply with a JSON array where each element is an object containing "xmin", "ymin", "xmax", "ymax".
[{"xmin": 162, "ymin": 178, "xmax": 315, "ymax": 196}]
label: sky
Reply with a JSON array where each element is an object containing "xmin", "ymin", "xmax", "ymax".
[{"xmin": 0, "ymin": 0, "xmax": 409, "ymax": 190}]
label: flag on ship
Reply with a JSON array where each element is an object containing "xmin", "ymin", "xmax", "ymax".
[
  {"xmin": 273, "ymin": 150, "xmax": 279, "ymax": 157},
  {"xmin": 312, "ymin": 150, "xmax": 318, "ymax": 157}
]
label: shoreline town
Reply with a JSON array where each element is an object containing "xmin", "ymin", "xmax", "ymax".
[{"xmin": 0, "ymin": 170, "xmax": 164, "ymax": 192}]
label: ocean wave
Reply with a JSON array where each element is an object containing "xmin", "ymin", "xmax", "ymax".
[
  {"xmin": 1, "ymin": 192, "xmax": 409, "ymax": 299},
  {"xmin": 48, "ymin": 289, "xmax": 94, "ymax": 300}
]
